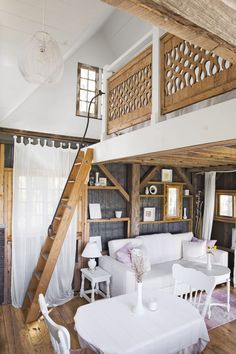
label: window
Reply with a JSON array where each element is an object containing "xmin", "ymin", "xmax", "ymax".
[
  {"xmin": 76, "ymin": 63, "xmax": 100, "ymax": 118},
  {"xmin": 215, "ymin": 191, "xmax": 236, "ymax": 221}
]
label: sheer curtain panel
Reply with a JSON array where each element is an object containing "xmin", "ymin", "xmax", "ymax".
[
  {"xmin": 202, "ymin": 172, "xmax": 216, "ymax": 241},
  {"xmin": 11, "ymin": 138, "xmax": 77, "ymax": 307}
]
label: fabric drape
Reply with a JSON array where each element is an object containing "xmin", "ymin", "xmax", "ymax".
[
  {"xmin": 202, "ymin": 172, "xmax": 216, "ymax": 241},
  {"xmin": 11, "ymin": 138, "xmax": 77, "ymax": 307}
]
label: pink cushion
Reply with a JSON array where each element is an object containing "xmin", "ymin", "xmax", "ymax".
[{"xmin": 115, "ymin": 242, "xmax": 134, "ymax": 266}]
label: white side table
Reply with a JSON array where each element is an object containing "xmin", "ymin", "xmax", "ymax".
[{"xmin": 80, "ymin": 266, "xmax": 111, "ymax": 303}]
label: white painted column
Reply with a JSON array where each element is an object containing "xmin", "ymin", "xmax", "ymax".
[
  {"xmin": 101, "ymin": 65, "xmax": 112, "ymax": 141},
  {"xmin": 151, "ymin": 27, "xmax": 163, "ymax": 125}
]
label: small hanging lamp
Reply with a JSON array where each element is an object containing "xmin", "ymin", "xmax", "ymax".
[{"xmin": 18, "ymin": 0, "xmax": 64, "ymax": 84}]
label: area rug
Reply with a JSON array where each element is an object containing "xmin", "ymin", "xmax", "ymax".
[{"xmin": 204, "ymin": 287, "xmax": 236, "ymax": 330}]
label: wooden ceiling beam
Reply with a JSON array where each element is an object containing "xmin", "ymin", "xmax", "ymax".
[{"xmin": 102, "ymin": 0, "xmax": 236, "ymax": 62}]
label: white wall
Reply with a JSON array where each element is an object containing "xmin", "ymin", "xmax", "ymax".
[
  {"xmin": 1, "ymin": 10, "xmax": 152, "ymax": 139},
  {"xmin": 1, "ymin": 32, "xmax": 115, "ymax": 139},
  {"xmin": 101, "ymin": 9, "xmax": 152, "ymax": 58}
]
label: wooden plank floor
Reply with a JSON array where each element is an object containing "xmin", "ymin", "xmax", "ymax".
[{"xmin": 0, "ymin": 289, "xmax": 236, "ymax": 354}]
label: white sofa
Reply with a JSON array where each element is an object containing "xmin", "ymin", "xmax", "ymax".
[{"xmin": 99, "ymin": 232, "xmax": 228, "ymax": 297}]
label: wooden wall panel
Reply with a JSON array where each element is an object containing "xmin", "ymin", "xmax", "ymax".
[
  {"xmin": 107, "ymin": 46, "xmax": 152, "ymax": 134},
  {"xmin": 160, "ymin": 33, "xmax": 236, "ymax": 114}
]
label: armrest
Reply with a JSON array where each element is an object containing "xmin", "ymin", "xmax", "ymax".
[
  {"xmin": 212, "ymin": 249, "xmax": 228, "ymax": 267},
  {"xmin": 99, "ymin": 256, "xmax": 136, "ymax": 296}
]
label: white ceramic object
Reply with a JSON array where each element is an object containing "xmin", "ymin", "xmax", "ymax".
[
  {"xmin": 149, "ymin": 185, "xmax": 157, "ymax": 195},
  {"xmin": 115, "ymin": 211, "xmax": 122, "ymax": 218},
  {"xmin": 207, "ymin": 253, "xmax": 212, "ymax": 270},
  {"xmin": 95, "ymin": 172, "xmax": 99, "ymax": 186},
  {"xmin": 145, "ymin": 186, "xmax": 149, "ymax": 195},
  {"xmin": 148, "ymin": 300, "xmax": 158, "ymax": 311},
  {"xmin": 183, "ymin": 208, "xmax": 187, "ymax": 219},
  {"xmin": 132, "ymin": 282, "xmax": 144, "ymax": 315}
]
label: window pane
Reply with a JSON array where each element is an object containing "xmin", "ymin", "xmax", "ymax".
[
  {"xmin": 90, "ymin": 103, "xmax": 95, "ymax": 114},
  {"xmin": 80, "ymin": 101, "xmax": 87, "ymax": 113},
  {"xmin": 81, "ymin": 68, "xmax": 88, "ymax": 78},
  {"xmin": 89, "ymin": 70, "xmax": 96, "ymax": 80},
  {"xmin": 87, "ymin": 91, "xmax": 94, "ymax": 101},
  {"xmin": 80, "ymin": 89, "xmax": 88, "ymax": 101},
  {"xmin": 88, "ymin": 80, "xmax": 95, "ymax": 91},
  {"xmin": 80, "ymin": 78, "xmax": 87, "ymax": 89},
  {"xmin": 219, "ymin": 195, "xmax": 233, "ymax": 217}
]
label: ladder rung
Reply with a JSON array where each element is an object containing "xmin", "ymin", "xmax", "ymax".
[
  {"xmin": 49, "ymin": 234, "xmax": 56, "ymax": 240},
  {"xmin": 41, "ymin": 252, "xmax": 49, "ymax": 261},
  {"xmin": 68, "ymin": 180, "xmax": 75, "ymax": 183},
  {"xmin": 34, "ymin": 271, "xmax": 42, "ymax": 281},
  {"xmin": 27, "ymin": 290, "xmax": 34, "ymax": 303},
  {"xmin": 74, "ymin": 162, "xmax": 81, "ymax": 166},
  {"xmin": 55, "ymin": 216, "xmax": 62, "ymax": 221},
  {"xmin": 61, "ymin": 198, "xmax": 69, "ymax": 201}
]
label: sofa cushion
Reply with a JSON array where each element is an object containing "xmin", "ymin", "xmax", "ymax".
[
  {"xmin": 108, "ymin": 238, "xmax": 142, "ymax": 259},
  {"xmin": 115, "ymin": 242, "xmax": 133, "ymax": 266},
  {"xmin": 138, "ymin": 232, "xmax": 193, "ymax": 264},
  {"xmin": 183, "ymin": 240, "xmax": 207, "ymax": 260}
]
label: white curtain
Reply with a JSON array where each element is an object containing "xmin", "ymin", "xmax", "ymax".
[
  {"xmin": 202, "ymin": 172, "xmax": 216, "ymax": 241},
  {"xmin": 11, "ymin": 138, "xmax": 78, "ymax": 308}
]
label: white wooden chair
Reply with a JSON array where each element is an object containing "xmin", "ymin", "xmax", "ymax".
[
  {"xmin": 38, "ymin": 294, "xmax": 95, "ymax": 354},
  {"xmin": 172, "ymin": 264, "xmax": 215, "ymax": 318}
]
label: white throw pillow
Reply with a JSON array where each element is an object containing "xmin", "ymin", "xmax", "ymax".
[{"xmin": 182, "ymin": 240, "xmax": 207, "ymax": 260}]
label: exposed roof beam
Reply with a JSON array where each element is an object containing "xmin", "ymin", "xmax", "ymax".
[{"xmin": 102, "ymin": 0, "xmax": 236, "ymax": 63}]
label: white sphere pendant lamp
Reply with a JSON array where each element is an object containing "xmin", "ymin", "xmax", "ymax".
[{"xmin": 18, "ymin": 1, "xmax": 64, "ymax": 84}]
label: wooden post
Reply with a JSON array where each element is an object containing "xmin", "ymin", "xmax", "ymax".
[
  {"xmin": 81, "ymin": 184, "xmax": 89, "ymax": 268},
  {"xmin": 0, "ymin": 144, "xmax": 4, "ymax": 224},
  {"xmin": 129, "ymin": 164, "xmax": 140, "ymax": 237},
  {"xmin": 151, "ymin": 27, "xmax": 162, "ymax": 125}
]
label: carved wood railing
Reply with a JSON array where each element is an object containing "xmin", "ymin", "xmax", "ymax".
[
  {"xmin": 107, "ymin": 46, "xmax": 152, "ymax": 134},
  {"xmin": 160, "ymin": 33, "xmax": 236, "ymax": 114}
]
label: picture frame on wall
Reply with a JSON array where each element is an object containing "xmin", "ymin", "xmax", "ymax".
[
  {"xmin": 143, "ymin": 207, "xmax": 156, "ymax": 222},
  {"xmin": 161, "ymin": 169, "xmax": 173, "ymax": 182},
  {"xmin": 89, "ymin": 203, "xmax": 102, "ymax": 219}
]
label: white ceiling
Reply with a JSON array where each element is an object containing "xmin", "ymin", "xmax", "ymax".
[{"xmin": 0, "ymin": 0, "xmax": 114, "ymax": 122}]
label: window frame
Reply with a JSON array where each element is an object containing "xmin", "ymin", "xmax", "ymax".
[
  {"xmin": 76, "ymin": 63, "xmax": 100, "ymax": 119},
  {"xmin": 215, "ymin": 190, "xmax": 236, "ymax": 222}
]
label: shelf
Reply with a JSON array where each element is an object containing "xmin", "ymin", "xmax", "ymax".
[
  {"xmin": 140, "ymin": 218, "xmax": 192, "ymax": 225},
  {"xmin": 140, "ymin": 194, "xmax": 164, "ymax": 198},
  {"xmin": 88, "ymin": 186, "xmax": 118, "ymax": 190},
  {"xmin": 88, "ymin": 217, "xmax": 130, "ymax": 223},
  {"xmin": 147, "ymin": 181, "xmax": 186, "ymax": 185}
]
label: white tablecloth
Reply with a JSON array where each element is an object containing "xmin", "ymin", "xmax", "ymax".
[{"xmin": 74, "ymin": 291, "xmax": 209, "ymax": 354}]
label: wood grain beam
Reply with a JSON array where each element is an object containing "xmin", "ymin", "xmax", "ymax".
[
  {"xmin": 129, "ymin": 164, "xmax": 140, "ymax": 236},
  {"xmin": 0, "ymin": 144, "xmax": 4, "ymax": 224},
  {"xmin": 140, "ymin": 165, "xmax": 161, "ymax": 191},
  {"xmin": 174, "ymin": 167, "xmax": 194, "ymax": 194},
  {"xmin": 98, "ymin": 164, "xmax": 130, "ymax": 202},
  {"xmin": 102, "ymin": 0, "xmax": 236, "ymax": 62}
]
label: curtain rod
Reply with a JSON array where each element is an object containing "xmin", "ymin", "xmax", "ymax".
[{"xmin": 196, "ymin": 169, "xmax": 236, "ymax": 175}]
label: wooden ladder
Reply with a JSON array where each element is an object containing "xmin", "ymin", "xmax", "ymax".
[{"xmin": 22, "ymin": 148, "xmax": 93, "ymax": 323}]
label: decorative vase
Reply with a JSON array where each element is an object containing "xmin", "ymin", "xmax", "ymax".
[
  {"xmin": 183, "ymin": 208, "xmax": 187, "ymax": 219},
  {"xmin": 133, "ymin": 282, "xmax": 144, "ymax": 315},
  {"xmin": 95, "ymin": 172, "xmax": 99, "ymax": 186},
  {"xmin": 207, "ymin": 253, "xmax": 212, "ymax": 270},
  {"xmin": 145, "ymin": 186, "xmax": 149, "ymax": 195}
]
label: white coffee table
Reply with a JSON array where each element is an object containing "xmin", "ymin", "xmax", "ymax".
[
  {"xmin": 80, "ymin": 267, "xmax": 111, "ymax": 303},
  {"xmin": 179, "ymin": 260, "xmax": 231, "ymax": 318}
]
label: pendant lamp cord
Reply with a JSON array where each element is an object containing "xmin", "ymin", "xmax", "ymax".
[{"xmin": 42, "ymin": 0, "xmax": 46, "ymax": 31}]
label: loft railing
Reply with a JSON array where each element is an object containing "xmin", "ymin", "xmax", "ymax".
[
  {"xmin": 104, "ymin": 30, "xmax": 236, "ymax": 137},
  {"xmin": 107, "ymin": 46, "xmax": 152, "ymax": 135},
  {"xmin": 160, "ymin": 33, "xmax": 236, "ymax": 114}
]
